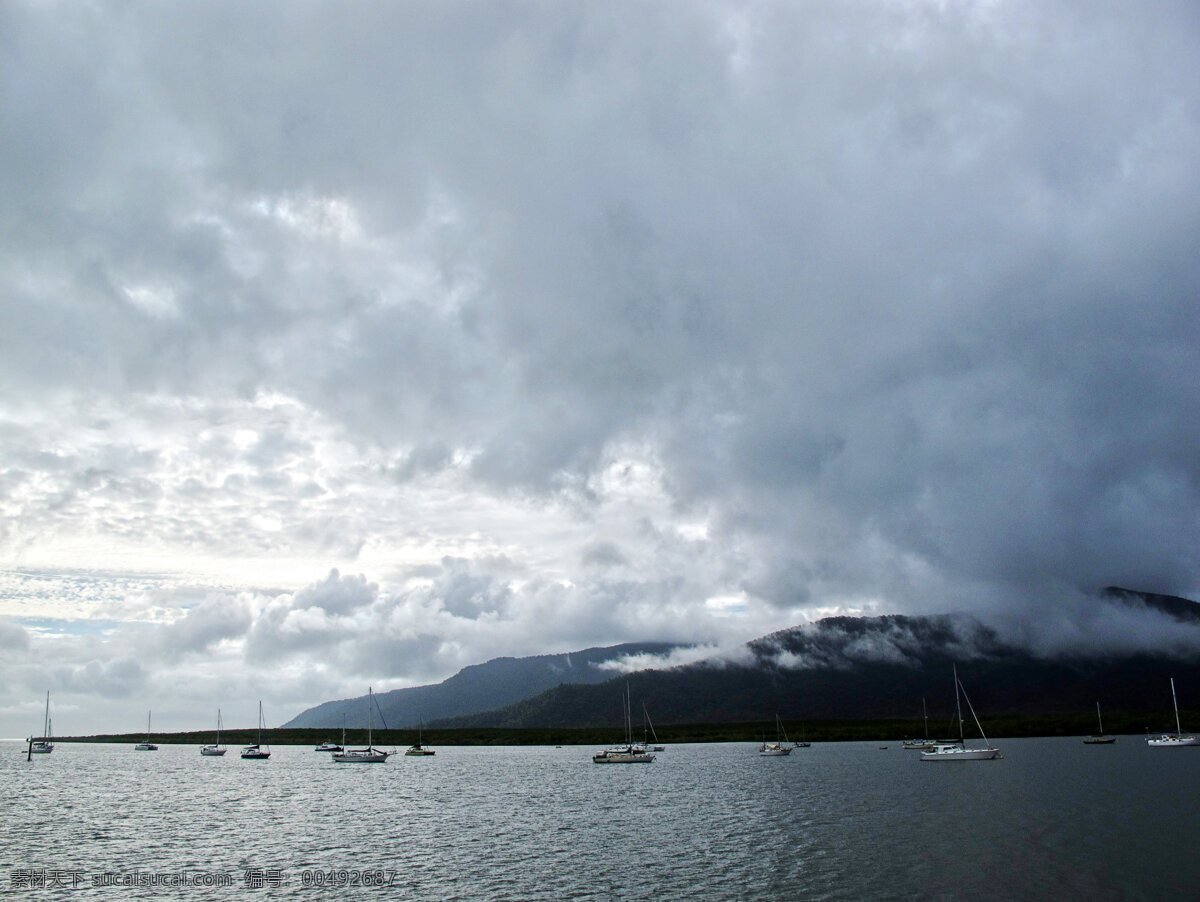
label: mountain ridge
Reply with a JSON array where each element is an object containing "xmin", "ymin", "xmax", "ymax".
[
  {"xmin": 428, "ymin": 587, "xmax": 1200, "ymax": 730},
  {"xmin": 282, "ymin": 641, "xmax": 680, "ymax": 729},
  {"xmin": 286, "ymin": 587, "xmax": 1200, "ymax": 731}
]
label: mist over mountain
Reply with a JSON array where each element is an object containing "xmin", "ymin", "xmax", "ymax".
[
  {"xmin": 429, "ymin": 588, "xmax": 1200, "ymax": 730},
  {"xmin": 282, "ymin": 642, "xmax": 679, "ymax": 729}
]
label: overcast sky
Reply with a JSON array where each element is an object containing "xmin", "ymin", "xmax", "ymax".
[{"xmin": 2, "ymin": 1, "xmax": 1198, "ymax": 736}]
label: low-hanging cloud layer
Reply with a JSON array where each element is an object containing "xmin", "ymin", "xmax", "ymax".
[{"xmin": 2, "ymin": 1, "xmax": 1198, "ymax": 735}]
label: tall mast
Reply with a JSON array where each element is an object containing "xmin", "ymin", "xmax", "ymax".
[
  {"xmin": 922, "ymin": 696, "xmax": 928, "ymax": 740},
  {"xmin": 624, "ymin": 684, "xmax": 630, "ymax": 745},
  {"xmin": 1171, "ymin": 678, "xmax": 1181, "ymax": 736},
  {"xmin": 44, "ymin": 691, "xmax": 50, "ymax": 739},
  {"xmin": 953, "ymin": 665, "xmax": 964, "ymax": 744},
  {"xmin": 1096, "ymin": 701, "xmax": 1103, "ymax": 735},
  {"xmin": 959, "ymin": 679, "xmax": 992, "ymax": 748},
  {"xmin": 368, "ymin": 687, "xmax": 374, "ymax": 748}
]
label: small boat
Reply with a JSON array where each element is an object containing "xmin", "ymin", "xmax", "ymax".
[
  {"xmin": 317, "ymin": 716, "xmax": 347, "ymax": 752},
  {"xmin": 759, "ymin": 715, "xmax": 793, "ymax": 756},
  {"xmin": 405, "ymin": 722, "xmax": 435, "ymax": 756},
  {"xmin": 643, "ymin": 703, "xmax": 666, "ymax": 752},
  {"xmin": 333, "ymin": 688, "xmax": 392, "ymax": 763},
  {"xmin": 1146, "ymin": 678, "xmax": 1199, "ymax": 747},
  {"xmin": 241, "ymin": 701, "xmax": 271, "ymax": 759},
  {"xmin": 201, "ymin": 709, "xmax": 227, "ymax": 756},
  {"xmin": 1083, "ymin": 702, "xmax": 1116, "ymax": 745},
  {"xmin": 921, "ymin": 667, "xmax": 1001, "ymax": 761},
  {"xmin": 134, "ymin": 711, "xmax": 158, "ymax": 751},
  {"xmin": 593, "ymin": 685, "xmax": 654, "ymax": 764},
  {"xmin": 592, "ymin": 745, "xmax": 655, "ymax": 763},
  {"xmin": 902, "ymin": 698, "xmax": 936, "ymax": 750},
  {"xmin": 30, "ymin": 692, "xmax": 54, "ymax": 754}
]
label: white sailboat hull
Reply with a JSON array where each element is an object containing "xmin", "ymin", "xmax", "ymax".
[
  {"xmin": 404, "ymin": 748, "xmax": 435, "ymax": 756},
  {"xmin": 241, "ymin": 749, "xmax": 270, "ymax": 759},
  {"xmin": 134, "ymin": 743, "xmax": 158, "ymax": 751},
  {"xmin": 759, "ymin": 744, "xmax": 791, "ymax": 756},
  {"xmin": 921, "ymin": 746, "xmax": 1002, "ymax": 761},
  {"xmin": 200, "ymin": 746, "xmax": 226, "ymax": 756},
  {"xmin": 333, "ymin": 749, "xmax": 391, "ymax": 763},
  {"xmin": 1146, "ymin": 734, "xmax": 1199, "ymax": 747},
  {"xmin": 30, "ymin": 743, "xmax": 54, "ymax": 754},
  {"xmin": 592, "ymin": 750, "xmax": 655, "ymax": 763}
]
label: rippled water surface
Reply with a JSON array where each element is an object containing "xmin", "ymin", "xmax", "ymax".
[{"xmin": 3, "ymin": 738, "xmax": 1198, "ymax": 898}]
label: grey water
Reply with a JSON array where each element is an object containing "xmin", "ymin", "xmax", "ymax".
[{"xmin": 2, "ymin": 737, "xmax": 1197, "ymax": 899}]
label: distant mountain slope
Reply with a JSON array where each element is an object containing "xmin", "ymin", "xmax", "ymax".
[
  {"xmin": 1103, "ymin": 586, "xmax": 1200, "ymax": 623},
  {"xmin": 431, "ymin": 589, "xmax": 1200, "ymax": 730},
  {"xmin": 282, "ymin": 642, "xmax": 680, "ymax": 729}
]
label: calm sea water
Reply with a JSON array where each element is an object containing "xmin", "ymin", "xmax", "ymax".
[{"xmin": 2, "ymin": 737, "xmax": 1197, "ymax": 898}]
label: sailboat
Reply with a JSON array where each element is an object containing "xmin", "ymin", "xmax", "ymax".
[
  {"xmin": 593, "ymin": 685, "xmax": 654, "ymax": 763},
  {"xmin": 134, "ymin": 711, "xmax": 158, "ymax": 751},
  {"xmin": 241, "ymin": 701, "xmax": 271, "ymax": 759},
  {"xmin": 902, "ymin": 698, "xmax": 936, "ymax": 750},
  {"xmin": 793, "ymin": 720, "xmax": 811, "ymax": 749},
  {"xmin": 920, "ymin": 666, "xmax": 1001, "ymax": 761},
  {"xmin": 1146, "ymin": 678, "xmax": 1198, "ymax": 747},
  {"xmin": 30, "ymin": 692, "xmax": 54, "ymax": 754},
  {"xmin": 201, "ymin": 709, "xmax": 227, "ymax": 756},
  {"xmin": 405, "ymin": 720, "xmax": 435, "ymax": 756},
  {"xmin": 1083, "ymin": 702, "xmax": 1116, "ymax": 745},
  {"xmin": 643, "ymin": 703, "xmax": 665, "ymax": 752},
  {"xmin": 333, "ymin": 688, "xmax": 392, "ymax": 762},
  {"xmin": 759, "ymin": 714, "xmax": 793, "ymax": 756}
]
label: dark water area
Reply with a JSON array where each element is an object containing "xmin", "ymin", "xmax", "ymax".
[{"xmin": 3, "ymin": 737, "xmax": 1197, "ymax": 898}]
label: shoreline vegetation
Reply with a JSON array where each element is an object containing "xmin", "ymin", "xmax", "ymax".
[{"xmin": 41, "ymin": 711, "xmax": 1193, "ymax": 746}]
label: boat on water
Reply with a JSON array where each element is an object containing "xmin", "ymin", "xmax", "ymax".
[
  {"xmin": 902, "ymin": 698, "xmax": 936, "ymax": 750},
  {"xmin": 593, "ymin": 685, "xmax": 654, "ymax": 764},
  {"xmin": 134, "ymin": 711, "xmax": 158, "ymax": 751},
  {"xmin": 241, "ymin": 701, "xmax": 271, "ymax": 759},
  {"xmin": 30, "ymin": 692, "xmax": 54, "ymax": 754},
  {"xmin": 759, "ymin": 714, "xmax": 792, "ymax": 756},
  {"xmin": 1083, "ymin": 702, "xmax": 1116, "ymax": 745},
  {"xmin": 405, "ymin": 722, "xmax": 435, "ymax": 756},
  {"xmin": 201, "ymin": 709, "xmax": 227, "ymax": 756},
  {"xmin": 643, "ymin": 703, "xmax": 666, "ymax": 752},
  {"xmin": 1146, "ymin": 678, "xmax": 1198, "ymax": 747},
  {"xmin": 333, "ymin": 688, "xmax": 392, "ymax": 763},
  {"xmin": 921, "ymin": 666, "xmax": 1001, "ymax": 761},
  {"xmin": 316, "ymin": 715, "xmax": 346, "ymax": 752}
]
